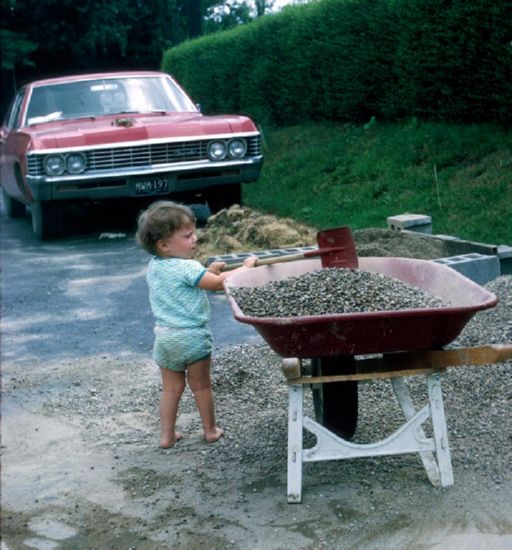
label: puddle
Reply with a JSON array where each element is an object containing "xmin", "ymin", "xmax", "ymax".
[{"xmin": 28, "ymin": 518, "xmax": 78, "ymax": 540}]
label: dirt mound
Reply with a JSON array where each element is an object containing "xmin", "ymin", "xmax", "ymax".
[
  {"xmin": 354, "ymin": 227, "xmax": 451, "ymax": 259},
  {"xmin": 197, "ymin": 205, "xmax": 317, "ymax": 263},
  {"xmin": 197, "ymin": 206, "xmax": 452, "ymax": 263}
]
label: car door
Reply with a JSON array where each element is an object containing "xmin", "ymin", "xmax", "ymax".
[{"xmin": 0, "ymin": 88, "xmax": 30, "ymax": 203}]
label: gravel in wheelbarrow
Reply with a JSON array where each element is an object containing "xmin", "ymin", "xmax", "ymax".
[
  {"xmin": 229, "ymin": 268, "xmax": 447, "ymax": 318},
  {"xmin": 224, "ymin": 256, "xmax": 498, "ymax": 357}
]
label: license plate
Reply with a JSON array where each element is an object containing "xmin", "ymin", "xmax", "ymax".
[{"xmin": 134, "ymin": 177, "xmax": 170, "ymax": 195}]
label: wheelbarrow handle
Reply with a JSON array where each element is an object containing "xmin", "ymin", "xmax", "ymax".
[{"xmin": 383, "ymin": 344, "xmax": 512, "ymax": 370}]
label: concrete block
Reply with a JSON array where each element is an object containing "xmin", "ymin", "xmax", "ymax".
[
  {"xmin": 433, "ymin": 253, "xmax": 500, "ymax": 285},
  {"xmin": 497, "ymin": 245, "xmax": 512, "ymax": 275},
  {"xmin": 387, "ymin": 214, "xmax": 432, "ymax": 234},
  {"xmin": 206, "ymin": 246, "xmax": 316, "ymax": 266}
]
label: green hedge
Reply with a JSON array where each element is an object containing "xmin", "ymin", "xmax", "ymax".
[{"xmin": 162, "ymin": 0, "xmax": 512, "ymax": 125}]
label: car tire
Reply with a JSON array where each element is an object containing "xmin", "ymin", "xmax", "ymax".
[
  {"xmin": 311, "ymin": 356, "xmax": 358, "ymax": 440},
  {"xmin": 31, "ymin": 201, "xmax": 62, "ymax": 240},
  {"xmin": 207, "ymin": 183, "xmax": 242, "ymax": 213},
  {"xmin": 2, "ymin": 188, "xmax": 27, "ymax": 218}
]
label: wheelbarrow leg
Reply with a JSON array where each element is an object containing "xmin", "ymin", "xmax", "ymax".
[
  {"xmin": 391, "ymin": 377, "xmax": 441, "ymax": 486},
  {"xmin": 427, "ymin": 373, "xmax": 454, "ymax": 487},
  {"xmin": 287, "ymin": 384, "xmax": 303, "ymax": 503}
]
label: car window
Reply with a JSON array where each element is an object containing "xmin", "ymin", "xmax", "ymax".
[
  {"xmin": 25, "ymin": 87, "xmax": 62, "ymax": 124},
  {"xmin": 5, "ymin": 89, "xmax": 26, "ymax": 130},
  {"xmin": 24, "ymin": 76, "xmax": 198, "ymax": 124},
  {"xmin": 27, "ymin": 82, "xmax": 102, "ymax": 123},
  {"xmin": 95, "ymin": 76, "xmax": 197, "ymax": 114}
]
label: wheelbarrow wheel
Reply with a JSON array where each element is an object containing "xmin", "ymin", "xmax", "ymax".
[{"xmin": 311, "ymin": 356, "xmax": 358, "ymax": 440}]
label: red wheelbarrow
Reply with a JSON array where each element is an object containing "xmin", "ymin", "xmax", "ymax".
[{"xmin": 224, "ymin": 239, "xmax": 512, "ymax": 502}]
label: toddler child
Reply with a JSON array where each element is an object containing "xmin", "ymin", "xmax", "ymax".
[{"xmin": 136, "ymin": 200, "xmax": 256, "ymax": 448}]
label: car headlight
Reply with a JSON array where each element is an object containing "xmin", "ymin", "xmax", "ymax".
[
  {"xmin": 208, "ymin": 141, "xmax": 227, "ymax": 161},
  {"xmin": 66, "ymin": 153, "xmax": 87, "ymax": 174},
  {"xmin": 228, "ymin": 139, "xmax": 247, "ymax": 159},
  {"xmin": 44, "ymin": 155, "xmax": 66, "ymax": 176}
]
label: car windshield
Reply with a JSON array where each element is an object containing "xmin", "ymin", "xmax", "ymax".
[{"xmin": 25, "ymin": 75, "xmax": 198, "ymax": 125}]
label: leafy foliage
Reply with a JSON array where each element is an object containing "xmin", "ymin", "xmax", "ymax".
[
  {"xmin": 386, "ymin": 0, "xmax": 512, "ymax": 122},
  {"xmin": 2, "ymin": 0, "xmax": 188, "ymax": 76},
  {"xmin": 0, "ymin": 0, "xmax": 275, "ymax": 114},
  {"xmin": 163, "ymin": 0, "xmax": 512, "ymax": 124},
  {"xmin": 0, "ymin": 29, "xmax": 37, "ymax": 71}
]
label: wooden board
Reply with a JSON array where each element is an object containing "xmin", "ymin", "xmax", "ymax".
[{"xmin": 282, "ymin": 345, "xmax": 512, "ymax": 384}]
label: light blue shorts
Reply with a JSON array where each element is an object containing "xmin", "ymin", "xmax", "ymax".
[{"xmin": 153, "ymin": 325, "xmax": 213, "ymax": 372}]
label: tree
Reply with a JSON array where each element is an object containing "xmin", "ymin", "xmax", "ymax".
[
  {"xmin": 0, "ymin": 0, "xmax": 282, "ymax": 114},
  {"xmin": 0, "ymin": 29, "xmax": 37, "ymax": 72},
  {"xmin": 204, "ymin": 1, "xmax": 252, "ymax": 32},
  {"xmin": 186, "ymin": 0, "xmax": 202, "ymax": 37},
  {"xmin": 255, "ymin": 0, "xmax": 275, "ymax": 17},
  {"xmin": 0, "ymin": 27, "xmax": 37, "ymax": 104},
  {"xmin": 203, "ymin": 0, "xmax": 276, "ymax": 33}
]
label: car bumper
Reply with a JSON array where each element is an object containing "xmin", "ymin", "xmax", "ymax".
[{"xmin": 26, "ymin": 157, "xmax": 263, "ymax": 202}]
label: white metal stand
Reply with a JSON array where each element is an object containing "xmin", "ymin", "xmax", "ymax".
[{"xmin": 286, "ymin": 368, "xmax": 453, "ymax": 503}]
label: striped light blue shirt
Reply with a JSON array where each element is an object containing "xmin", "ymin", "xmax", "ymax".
[{"xmin": 147, "ymin": 257, "xmax": 209, "ymax": 329}]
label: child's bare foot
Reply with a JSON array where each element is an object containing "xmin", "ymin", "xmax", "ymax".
[
  {"xmin": 204, "ymin": 427, "xmax": 224, "ymax": 443},
  {"xmin": 160, "ymin": 431, "xmax": 183, "ymax": 449}
]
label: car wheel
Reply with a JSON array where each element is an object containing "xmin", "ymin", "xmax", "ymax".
[
  {"xmin": 31, "ymin": 201, "xmax": 63, "ymax": 240},
  {"xmin": 207, "ymin": 183, "xmax": 242, "ymax": 213},
  {"xmin": 2, "ymin": 188, "xmax": 27, "ymax": 218},
  {"xmin": 111, "ymin": 199, "xmax": 140, "ymax": 230},
  {"xmin": 311, "ymin": 356, "xmax": 358, "ymax": 440}
]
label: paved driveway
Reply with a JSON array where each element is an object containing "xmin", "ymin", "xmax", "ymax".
[{"xmin": 0, "ymin": 203, "xmax": 261, "ymax": 366}]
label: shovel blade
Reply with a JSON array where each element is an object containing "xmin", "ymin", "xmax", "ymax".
[{"xmin": 316, "ymin": 226, "xmax": 358, "ymax": 268}]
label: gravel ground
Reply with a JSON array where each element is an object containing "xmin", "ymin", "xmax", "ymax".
[
  {"xmin": 1, "ymin": 205, "xmax": 510, "ymax": 549},
  {"xmin": 2, "ymin": 276, "xmax": 510, "ymax": 549}
]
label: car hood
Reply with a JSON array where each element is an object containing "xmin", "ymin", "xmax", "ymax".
[{"xmin": 25, "ymin": 113, "xmax": 258, "ymax": 151}]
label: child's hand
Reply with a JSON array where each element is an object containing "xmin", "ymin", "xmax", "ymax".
[
  {"xmin": 207, "ymin": 261, "xmax": 226, "ymax": 275},
  {"xmin": 199, "ymin": 256, "xmax": 258, "ymax": 291},
  {"xmin": 243, "ymin": 256, "xmax": 258, "ymax": 268}
]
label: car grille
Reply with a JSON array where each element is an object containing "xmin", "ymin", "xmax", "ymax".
[
  {"xmin": 27, "ymin": 135, "xmax": 262, "ymax": 176},
  {"xmin": 89, "ymin": 141, "xmax": 206, "ymax": 169}
]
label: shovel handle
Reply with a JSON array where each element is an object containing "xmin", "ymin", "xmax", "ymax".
[
  {"xmin": 219, "ymin": 246, "xmax": 346, "ymax": 272},
  {"xmin": 220, "ymin": 251, "xmax": 307, "ymax": 271}
]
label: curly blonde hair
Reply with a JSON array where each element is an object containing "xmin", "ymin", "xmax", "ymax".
[{"xmin": 136, "ymin": 201, "xmax": 196, "ymax": 255}]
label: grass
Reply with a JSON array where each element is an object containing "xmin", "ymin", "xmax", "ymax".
[{"xmin": 244, "ymin": 120, "xmax": 512, "ymax": 244}]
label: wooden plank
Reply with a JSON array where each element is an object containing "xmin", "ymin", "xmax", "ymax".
[
  {"xmin": 292, "ymin": 367, "xmax": 446, "ymax": 384},
  {"xmin": 287, "ymin": 345, "xmax": 512, "ymax": 385},
  {"xmin": 381, "ymin": 345, "xmax": 512, "ymax": 371}
]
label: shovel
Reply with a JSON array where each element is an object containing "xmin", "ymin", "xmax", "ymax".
[{"xmin": 220, "ymin": 226, "xmax": 358, "ymax": 271}]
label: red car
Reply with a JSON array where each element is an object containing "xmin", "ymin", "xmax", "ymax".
[{"xmin": 0, "ymin": 71, "xmax": 263, "ymax": 238}]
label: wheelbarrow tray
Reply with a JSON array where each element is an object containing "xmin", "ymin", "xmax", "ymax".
[{"xmin": 224, "ymin": 257, "xmax": 498, "ymax": 357}]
